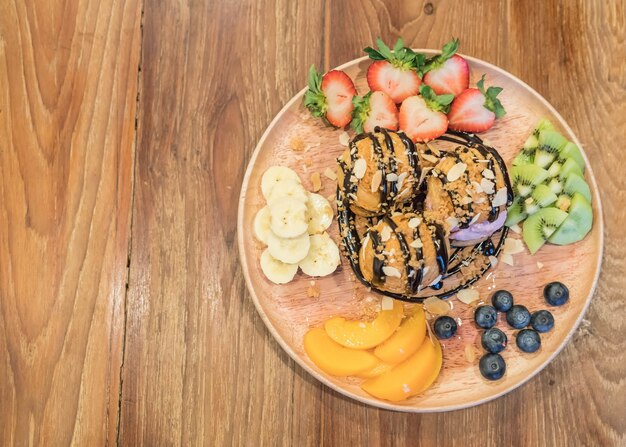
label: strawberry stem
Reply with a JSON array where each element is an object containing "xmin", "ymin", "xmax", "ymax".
[
  {"xmin": 304, "ymin": 65, "xmax": 327, "ymax": 118},
  {"xmin": 477, "ymin": 74, "xmax": 506, "ymax": 119},
  {"xmin": 419, "ymin": 85, "xmax": 454, "ymax": 113}
]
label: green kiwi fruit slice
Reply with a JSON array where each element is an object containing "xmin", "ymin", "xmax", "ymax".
[
  {"xmin": 511, "ymin": 164, "xmax": 549, "ymax": 198},
  {"xmin": 559, "ymin": 157, "xmax": 583, "ymax": 179},
  {"xmin": 548, "ymin": 193, "xmax": 593, "ymax": 245},
  {"xmin": 524, "ymin": 184, "xmax": 558, "ymax": 215},
  {"xmin": 513, "ymin": 134, "xmax": 538, "ymax": 166},
  {"xmin": 547, "ymin": 176, "xmax": 564, "ymax": 195},
  {"xmin": 563, "ymin": 172, "xmax": 592, "ymax": 202},
  {"xmin": 534, "ymin": 130, "xmax": 568, "ymax": 168},
  {"xmin": 505, "ymin": 200, "xmax": 527, "ymax": 226},
  {"xmin": 523, "ymin": 207, "xmax": 568, "ymax": 254},
  {"xmin": 559, "ymin": 142, "xmax": 585, "ymax": 171},
  {"xmin": 533, "ymin": 119, "xmax": 555, "ymax": 136}
]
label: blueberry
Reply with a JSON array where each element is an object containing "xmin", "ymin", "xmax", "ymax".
[
  {"xmin": 479, "ymin": 353, "xmax": 506, "ymax": 380},
  {"xmin": 434, "ymin": 316, "xmax": 457, "ymax": 339},
  {"xmin": 506, "ymin": 305, "xmax": 531, "ymax": 329},
  {"xmin": 516, "ymin": 329, "xmax": 541, "ymax": 353},
  {"xmin": 481, "ymin": 328, "xmax": 508, "ymax": 354},
  {"xmin": 491, "ymin": 290, "xmax": 514, "ymax": 312},
  {"xmin": 474, "ymin": 305, "xmax": 498, "ymax": 329},
  {"xmin": 544, "ymin": 282, "xmax": 569, "ymax": 306},
  {"xmin": 530, "ymin": 310, "xmax": 554, "ymax": 333}
]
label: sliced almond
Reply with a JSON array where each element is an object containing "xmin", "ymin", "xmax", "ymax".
[
  {"xmin": 480, "ymin": 178, "xmax": 495, "ymax": 194},
  {"xmin": 408, "ymin": 217, "xmax": 421, "ymax": 228},
  {"xmin": 465, "ymin": 344, "xmax": 477, "ymax": 363},
  {"xmin": 396, "ymin": 172, "xmax": 408, "ymax": 191},
  {"xmin": 339, "ymin": 131, "xmax": 350, "ymax": 146},
  {"xmin": 323, "ymin": 167, "xmax": 337, "ymax": 180},
  {"xmin": 447, "ymin": 162, "xmax": 467, "ymax": 182},
  {"xmin": 353, "ymin": 158, "xmax": 367, "ymax": 179},
  {"xmin": 422, "ymin": 153, "xmax": 439, "ymax": 164},
  {"xmin": 371, "ymin": 170, "xmax": 383, "ymax": 192},
  {"xmin": 501, "ymin": 253, "xmax": 514, "ymax": 266},
  {"xmin": 382, "ymin": 265, "xmax": 401, "ymax": 278},
  {"xmin": 469, "ymin": 213, "xmax": 481, "ymax": 225},
  {"xmin": 386, "ymin": 173, "xmax": 398, "ymax": 182},
  {"xmin": 488, "ymin": 255, "xmax": 499, "ymax": 267},
  {"xmin": 423, "ymin": 297, "xmax": 451, "ymax": 316},
  {"xmin": 446, "ymin": 216, "xmax": 459, "ymax": 229},
  {"xmin": 457, "ymin": 288, "xmax": 480, "ymax": 304},
  {"xmin": 410, "ymin": 239, "xmax": 423, "ymax": 249},
  {"xmin": 460, "ymin": 196, "xmax": 474, "ymax": 205},
  {"xmin": 482, "ymin": 168, "xmax": 495, "ymax": 179},
  {"xmin": 492, "ymin": 188, "xmax": 509, "ymax": 207},
  {"xmin": 310, "ymin": 172, "xmax": 322, "ymax": 192},
  {"xmin": 380, "ymin": 225, "xmax": 392, "ymax": 242},
  {"xmin": 509, "ymin": 223, "xmax": 522, "ymax": 234},
  {"xmin": 472, "ymin": 181, "xmax": 484, "ymax": 194},
  {"xmin": 537, "ymin": 261, "xmax": 544, "ymax": 269},
  {"xmin": 381, "ymin": 296, "xmax": 395, "ymax": 311},
  {"xmin": 503, "ymin": 238, "xmax": 525, "ymax": 255}
]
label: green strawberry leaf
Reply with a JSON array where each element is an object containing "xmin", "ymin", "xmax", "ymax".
[
  {"xmin": 423, "ymin": 38, "xmax": 460, "ymax": 74},
  {"xmin": 350, "ymin": 92, "xmax": 372, "ymax": 134},
  {"xmin": 304, "ymin": 65, "xmax": 327, "ymax": 118},
  {"xmin": 365, "ymin": 38, "xmax": 427, "ymax": 73},
  {"xmin": 477, "ymin": 74, "xmax": 506, "ymax": 119},
  {"xmin": 419, "ymin": 84, "xmax": 454, "ymax": 113}
]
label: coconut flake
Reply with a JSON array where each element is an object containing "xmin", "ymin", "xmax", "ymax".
[
  {"xmin": 382, "ymin": 266, "xmax": 401, "ymax": 278},
  {"xmin": 323, "ymin": 168, "xmax": 337, "ymax": 181},
  {"xmin": 339, "ymin": 131, "xmax": 350, "ymax": 146},
  {"xmin": 380, "ymin": 225, "xmax": 392, "ymax": 242},
  {"xmin": 408, "ymin": 217, "xmax": 421, "ymax": 228},
  {"xmin": 482, "ymin": 168, "xmax": 495, "ymax": 179},
  {"xmin": 371, "ymin": 170, "xmax": 383, "ymax": 192},
  {"xmin": 457, "ymin": 288, "xmax": 480, "ymax": 304},
  {"xmin": 492, "ymin": 188, "xmax": 509, "ymax": 207},
  {"xmin": 480, "ymin": 178, "xmax": 495, "ymax": 194},
  {"xmin": 353, "ymin": 158, "xmax": 367, "ymax": 179},
  {"xmin": 501, "ymin": 253, "xmax": 515, "ymax": 266},
  {"xmin": 447, "ymin": 162, "xmax": 467, "ymax": 182},
  {"xmin": 381, "ymin": 296, "xmax": 394, "ymax": 311},
  {"xmin": 386, "ymin": 173, "xmax": 398, "ymax": 182}
]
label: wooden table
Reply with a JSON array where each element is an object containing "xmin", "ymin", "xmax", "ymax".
[{"xmin": 1, "ymin": 0, "xmax": 624, "ymax": 445}]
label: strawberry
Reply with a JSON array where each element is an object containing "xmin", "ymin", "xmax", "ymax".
[
  {"xmin": 448, "ymin": 75, "xmax": 506, "ymax": 133},
  {"xmin": 364, "ymin": 38, "xmax": 424, "ymax": 104},
  {"xmin": 399, "ymin": 85, "xmax": 454, "ymax": 142},
  {"xmin": 422, "ymin": 39, "xmax": 469, "ymax": 97},
  {"xmin": 351, "ymin": 91, "xmax": 398, "ymax": 133},
  {"xmin": 304, "ymin": 65, "xmax": 357, "ymax": 128}
]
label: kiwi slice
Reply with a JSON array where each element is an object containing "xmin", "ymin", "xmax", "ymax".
[
  {"xmin": 533, "ymin": 119, "xmax": 555, "ymax": 136},
  {"xmin": 505, "ymin": 200, "xmax": 527, "ymax": 226},
  {"xmin": 511, "ymin": 165, "xmax": 549, "ymax": 198},
  {"xmin": 547, "ymin": 177, "xmax": 563, "ymax": 195},
  {"xmin": 560, "ymin": 142, "xmax": 586, "ymax": 171},
  {"xmin": 524, "ymin": 184, "xmax": 558, "ymax": 215},
  {"xmin": 559, "ymin": 157, "xmax": 583, "ymax": 179},
  {"xmin": 523, "ymin": 207, "xmax": 568, "ymax": 254},
  {"xmin": 563, "ymin": 172, "xmax": 592, "ymax": 202},
  {"xmin": 534, "ymin": 130, "xmax": 568, "ymax": 168},
  {"xmin": 548, "ymin": 193, "xmax": 593, "ymax": 245}
]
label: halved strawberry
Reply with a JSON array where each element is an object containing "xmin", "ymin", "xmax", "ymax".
[
  {"xmin": 448, "ymin": 75, "xmax": 506, "ymax": 133},
  {"xmin": 351, "ymin": 91, "xmax": 398, "ymax": 133},
  {"xmin": 399, "ymin": 85, "xmax": 454, "ymax": 142},
  {"xmin": 304, "ymin": 65, "xmax": 357, "ymax": 128},
  {"xmin": 364, "ymin": 38, "xmax": 424, "ymax": 104},
  {"xmin": 422, "ymin": 39, "xmax": 469, "ymax": 97}
]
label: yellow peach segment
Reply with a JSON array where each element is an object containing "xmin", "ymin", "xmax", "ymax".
[
  {"xmin": 411, "ymin": 337, "xmax": 443, "ymax": 397},
  {"xmin": 355, "ymin": 361, "xmax": 394, "ymax": 379},
  {"xmin": 361, "ymin": 337, "xmax": 442, "ymax": 402},
  {"xmin": 324, "ymin": 300, "xmax": 404, "ymax": 349},
  {"xmin": 303, "ymin": 328, "xmax": 379, "ymax": 376},
  {"xmin": 373, "ymin": 306, "xmax": 426, "ymax": 364}
]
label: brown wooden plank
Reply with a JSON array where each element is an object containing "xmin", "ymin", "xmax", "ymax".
[
  {"xmin": 119, "ymin": 1, "xmax": 326, "ymax": 445},
  {"xmin": 0, "ymin": 0, "xmax": 141, "ymax": 445}
]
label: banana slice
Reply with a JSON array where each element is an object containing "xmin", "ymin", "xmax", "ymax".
[
  {"xmin": 299, "ymin": 232, "xmax": 341, "ymax": 277},
  {"xmin": 267, "ymin": 178, "xmax": 309, "ymax": 204},
  {"xmin": 267, "ymin": 231, "xmax": 311, "ymax": 264},
  {"xmin": 253, "ymin": 206, "xmax": 271, "ymax": 244},
  {"xmin": 261, "ymin": 166, "xmax": 301, "ymax": 200},
  {"xmin": 269, "ymin": 197, "xmax": 308, "ymax": 238},
  {"xmin": 260, "ymin": 249, "xmax": 299, "ymax": 284},
  {"xmin": 307, "ymin": 193, "xmax": 333, "ymax": 234}
]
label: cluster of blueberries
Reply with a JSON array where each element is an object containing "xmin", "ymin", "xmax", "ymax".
[{"xmin": 433, "ymin": 282, "xmax": 570, "ymax": 381}]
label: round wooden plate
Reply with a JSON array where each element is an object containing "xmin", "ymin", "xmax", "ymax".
[{"xmin": 237, "ymin": 51, "xmax": 604, "ymax": 412}]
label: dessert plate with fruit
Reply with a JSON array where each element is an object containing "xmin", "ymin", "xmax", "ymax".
[{"xmin": 237, "ymin": 39, "xmax": 603, "ymax": 411}]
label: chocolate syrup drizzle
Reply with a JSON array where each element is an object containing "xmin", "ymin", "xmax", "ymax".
[{"xmin": 336, "ymin": 129, "xmax": 512, "ymax": 303}]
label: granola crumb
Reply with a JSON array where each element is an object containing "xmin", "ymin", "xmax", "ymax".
[
  {"xmin": 307, "ymin": 284, "xmax": 320, "ymax": 298},
  {"xmin": 290, "ymin": 137, "xmax": 306, "ymax": 152},
  {"xmin": 304, "ymin": 157, "xmax": 314, "ymax": 167}
]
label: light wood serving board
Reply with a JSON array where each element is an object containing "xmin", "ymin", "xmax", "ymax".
[{"xmin": 237, "ymin": 51, "xmax": 603, "ymax": 412}]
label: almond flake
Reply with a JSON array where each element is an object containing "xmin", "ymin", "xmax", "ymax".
[
  {"xmin": 482, "ymin": 168, "xmax": 495, "ymax": 179},
  {"xmin": 460, "ymin": 196, "xmax": 474, "ymax": 205},
  {"xmin": 501, "ymin": 253, "xmax": 515, "ymax": 266},
  {"xmin": 510, "ymin": 223, "xmax": 522, "ymax": 234},
  {"xmin": 446, "ymin": 216, "xmax": 459, "ymax": 229},
  {"xmin": 488, "ymin": 256, "xmax": 499, "ymax": 267},
  {"xmin": 323, "ymin": 167, "xmax": 337, "ymax": 180},
  {"xmin": 382, "ymin": 266, "xmax": 401, "ymax": 278},
  {"xmin": 472, "ymin": 181, "xmax": 484, "ymax": 194},
  {"xmin": 310, "ymin": 172, "xmax": 322, "ymax": 192},
  {"xmin": 465, "ymin": 344, "xmax": 477, "ymax": 363},
  {"xmin": 425, "ymin": 142, "xmax": 441, "ymax": 156},
  {"xmin": 537, "ymin": 261, "xmax": 544, "ymax": 269},
  {"xmin": 386, "ymin": 173, "xmax": 398, "ymax": 182},
  {"xmin": 457, "ymin": 288, "xmax": 480, "ymax": 304},
  {"xmin": 480, "ymin": 178, "xmax": 495, "ymax": 194},
  {"xmin": 422, "ymin": 153, "xmax": 439, "ymax": 164},
  {"xmin": 410, "ymin": 239, "xmax": 423, "ymax": 249},
  {"xmin": 503, "ymin": 238, "xmax": 525, "ymax": 255},
  {"xmin": 469, "ymin": 213, "xmax": 481, "ymax": 225},
  {"xmin": 492, "ymin": 188, "xmax": 509, "ymax": 207},
  {"xmin": 339, "ymin": 131, "xmax": 350, "ymax": 146},
  {"xmin": 447, "ymin": 162, "xmax": 467, "ymax": 182},
  {"xmin": 408, "ymin": 217, "xmax": 421, "ymax": 228},
  {"xmin": 381, "ymin": 296, "xmax": 395, "ymax": 311},
  {"xmin": 429, "ymin": 275, "xmax": 442, "ymax": 286},
  {"xmin": 371, "ymin": 170, "xmax": 383, "ymax": 192},
  {"xmin": 353, "ymin": 158, "xmax": 367, "ymax": 179},
  {"xmin": 396, "ymin": 172, "xmax": 408, "ymax": 190},
  {"xmin": 423, "ymin": 297, "xmax": 450, "ymax": 315},
  {"xmin": 380, "ymin": 225, "xmax": 392, "ymax": 242}
]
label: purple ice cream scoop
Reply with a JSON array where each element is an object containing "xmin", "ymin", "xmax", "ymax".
[{"xmin": 450, "ymin": 211, "xmax": 508, "ymax": 246}]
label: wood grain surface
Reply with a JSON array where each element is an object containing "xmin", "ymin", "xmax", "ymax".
[{"xmin": 1, "ymin": 0, "xmax": 624, "ymax": 446}]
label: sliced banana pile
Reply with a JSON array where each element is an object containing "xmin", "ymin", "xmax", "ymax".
[{"xmin": 254, "ymin": 166, "xmax": 340, "ymax": 284}]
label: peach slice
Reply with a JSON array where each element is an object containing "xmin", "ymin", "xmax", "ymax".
[
  {"xmin": 355, "ymin": 361, "xmax": 394, "ymax": 379},
  {"xmin": 374, "ymin": 306, "xmax": 426, "ymax": 364},
  {"xmin": 303, "ymin": 328, "xmax": 379, "ymax": 376},
  {"xmin": 361, "ymin": 336, "xmax": 442, "ymax": 402},
  {"xmin": 324, "ymin": 300, "xmax": 404, "ymax": 349}
]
